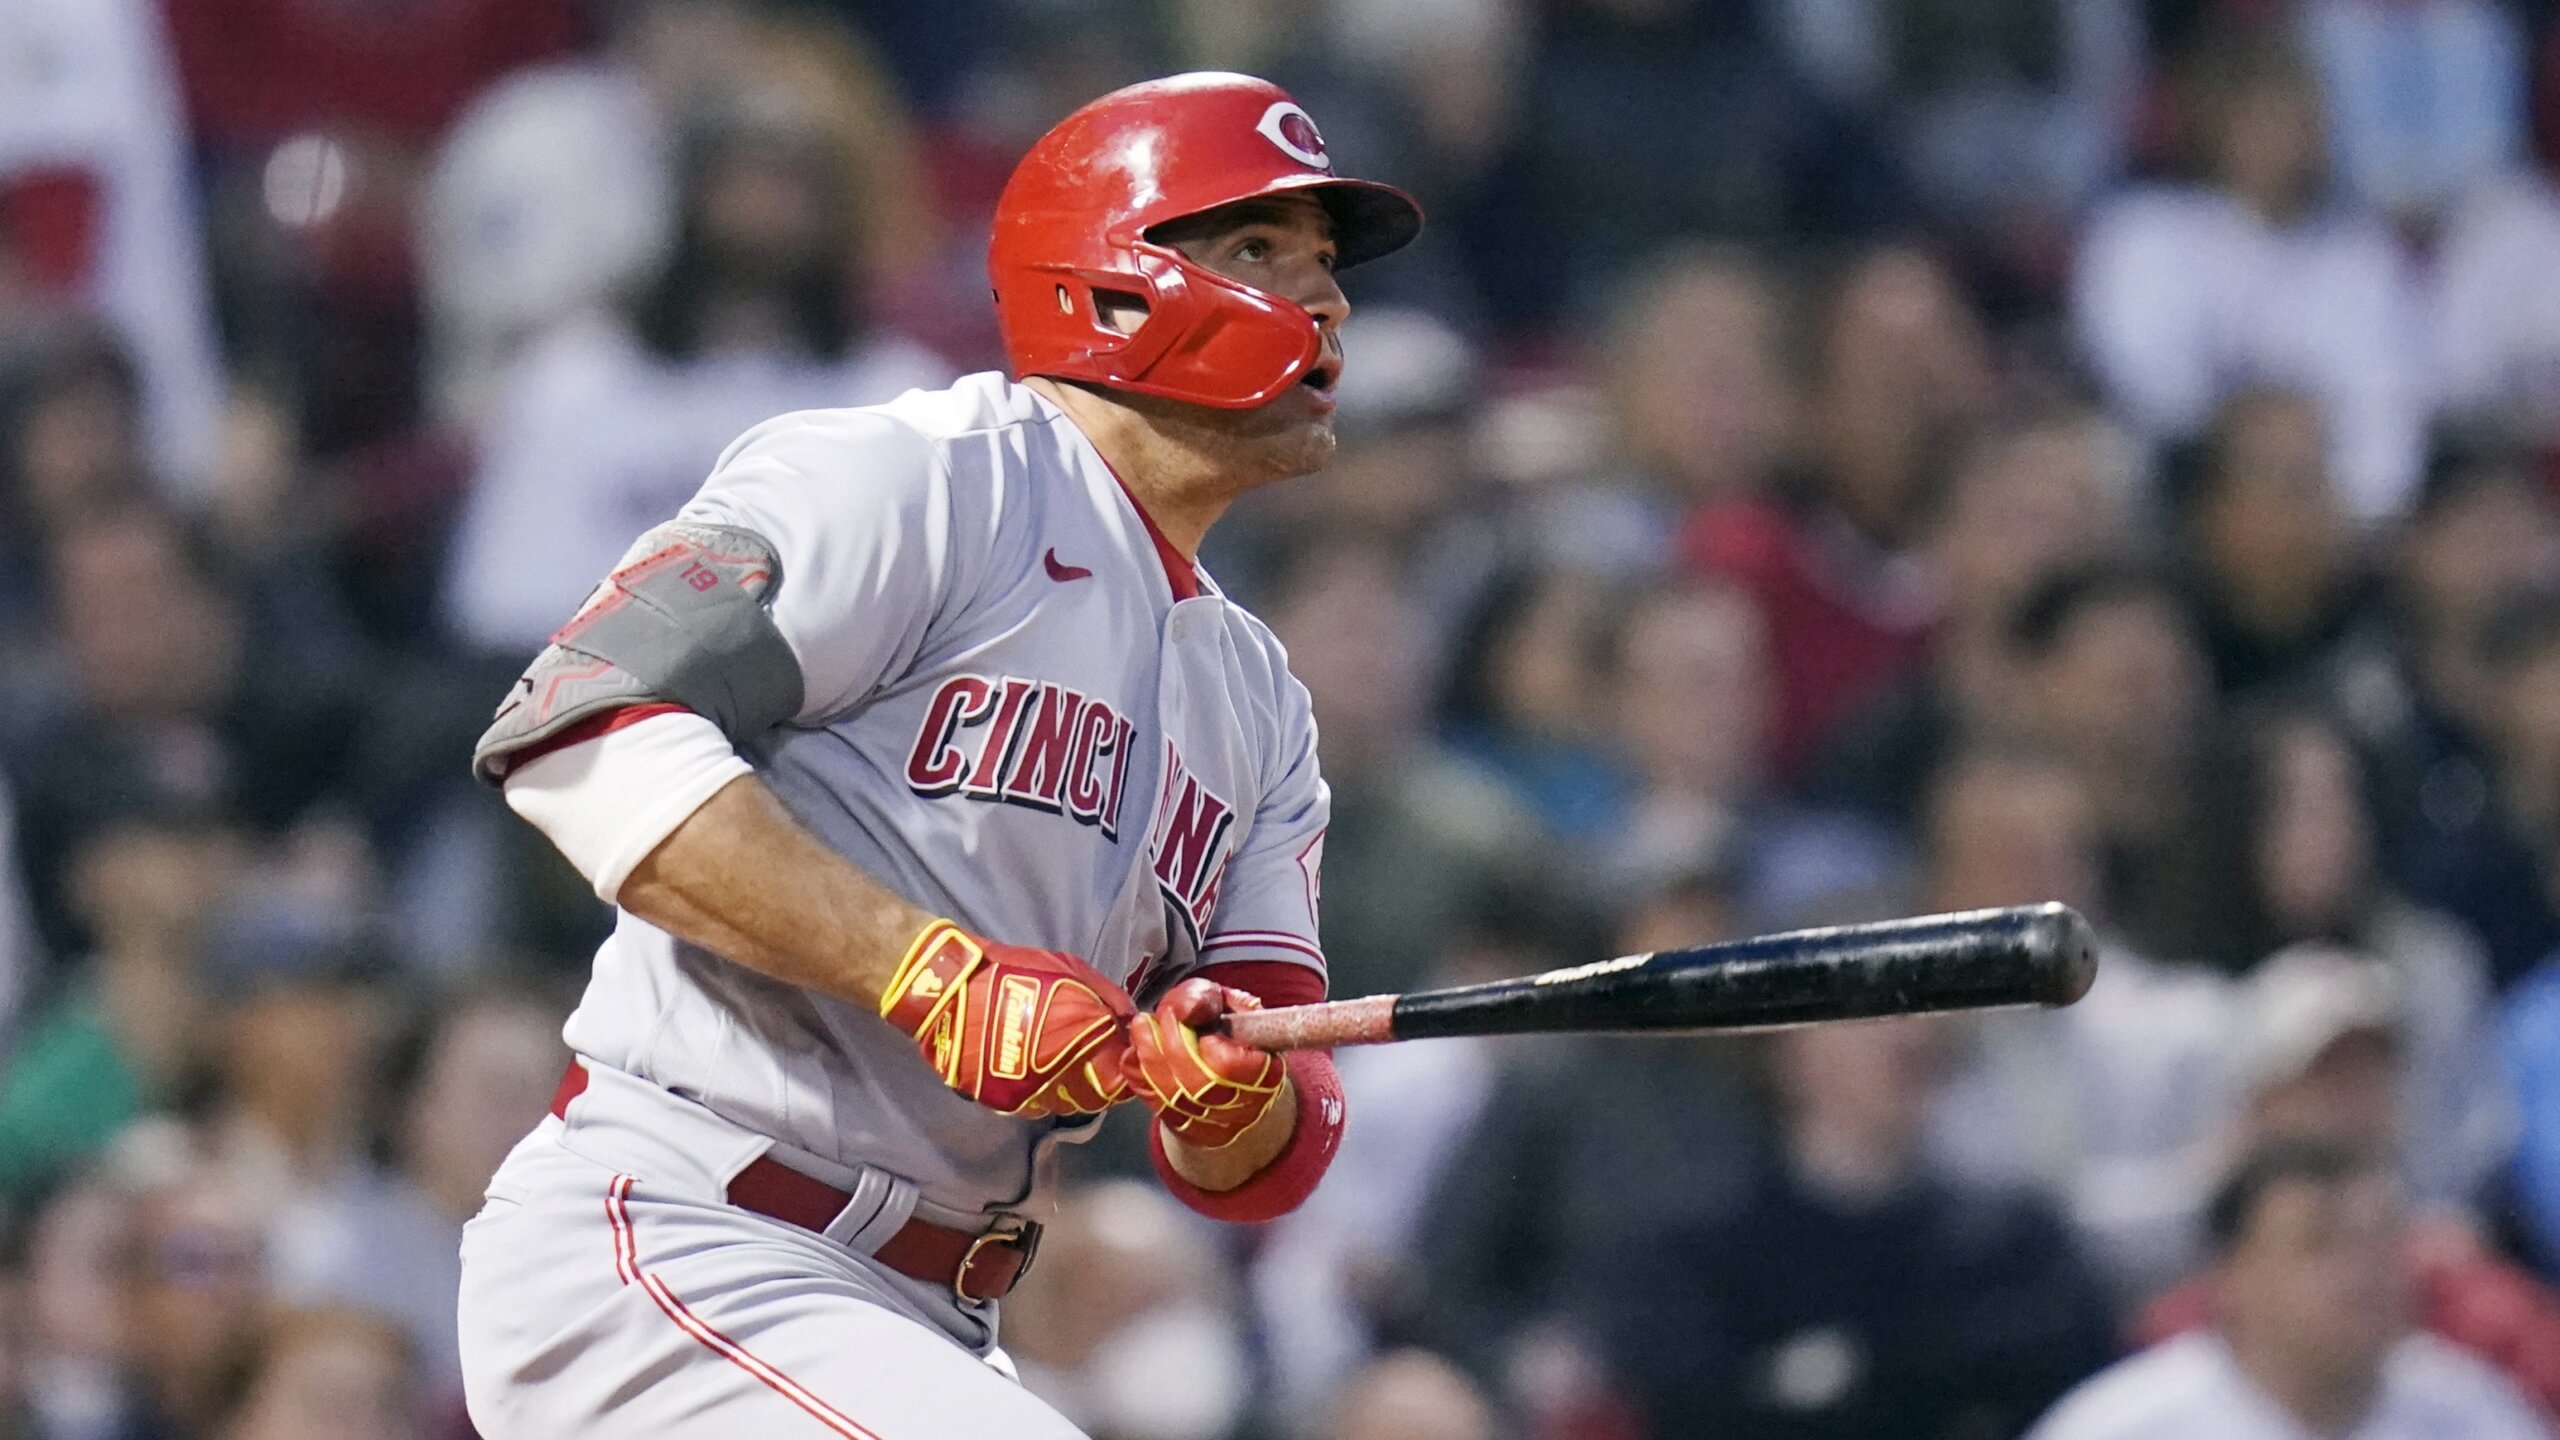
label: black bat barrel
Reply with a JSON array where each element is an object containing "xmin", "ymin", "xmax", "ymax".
[{"xmin": 1386, "ymin": 902, "xmax": 2099, "ymax": 1041}]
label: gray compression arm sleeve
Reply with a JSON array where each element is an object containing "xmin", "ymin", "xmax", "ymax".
[{"xmin": 471, "ymin": 521, "xmax": 804, "ymax": 784}]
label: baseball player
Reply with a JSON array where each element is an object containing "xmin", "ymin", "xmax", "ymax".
[{"xmin": 453, "ymin": 73, "xmax": 1420, "ymax": 1439}]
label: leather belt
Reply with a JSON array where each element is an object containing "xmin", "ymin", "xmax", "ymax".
[{"xmin": 547, "ymin": 1062, "xmax": 1039, "ymax": 1303}]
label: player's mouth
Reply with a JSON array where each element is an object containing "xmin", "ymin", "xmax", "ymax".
[{"xmin": 1296, "ymin": 358, "xmax": 1340, "ymax": 413}]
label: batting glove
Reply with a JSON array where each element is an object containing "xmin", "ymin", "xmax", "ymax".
[
  {"xmin": 1124, "ymin": 977, "xmax": 1288, "ymax": 1150},
  {"xmin": 878, "ymin": 920, "xmax": 1136, "ymax": 1118}
]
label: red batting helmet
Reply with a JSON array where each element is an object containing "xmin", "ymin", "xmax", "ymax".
[{"xmin": 989, "ymin": 73, "xmax": 1423, "ymax": 410}]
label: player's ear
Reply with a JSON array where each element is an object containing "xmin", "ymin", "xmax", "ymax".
[{"xmin": 1093, "ymin": 289, "xmax": 1150, "ymax": 337}]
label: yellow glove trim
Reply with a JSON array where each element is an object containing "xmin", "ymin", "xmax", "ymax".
[{"xmin": 879, "ymin": 919, "xmax": 986, "ymax": 1040}]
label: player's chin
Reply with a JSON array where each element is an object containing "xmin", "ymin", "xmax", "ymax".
[
  {"xmin": 1271, "ymin": 417, "xmax": 1337, "ymax": 476},
  {"xmin": 1248, "ymin": 394, "xmax": 1338, "ymax": 476}
]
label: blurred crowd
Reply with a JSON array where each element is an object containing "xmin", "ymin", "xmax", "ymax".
[{"xmin": 5, "ymin": 0, "xmax": 2560, "ymax": 1436}]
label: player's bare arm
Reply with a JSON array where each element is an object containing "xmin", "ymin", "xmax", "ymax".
[{"xmin": 614, "ymin": 775, "xmax": 930, "ymax": 1009}]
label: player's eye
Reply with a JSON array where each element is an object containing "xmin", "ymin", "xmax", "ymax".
[
  {"xmin": 1233, "ymin": 237, "xmax": 1272, "ymax": 263},
  {"xmin": 1317, "ymin": 249, "xmax": 1338, "ymax": 273}
]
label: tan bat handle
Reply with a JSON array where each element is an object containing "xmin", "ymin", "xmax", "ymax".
[{"xmin": 1218, "ymin": 994, "xmax": 1399, "ymax": 1050}]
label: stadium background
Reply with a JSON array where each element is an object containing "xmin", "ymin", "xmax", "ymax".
[{"xmin": 5, "ymin": 0, "xmax": 2560, "ymax": 1435}]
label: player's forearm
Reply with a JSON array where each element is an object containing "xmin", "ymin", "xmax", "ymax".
[
  {"xmin": 617, "ymin": 775, "xmax": 934, "ymax": 1010},
  {"xmin": 1157, "ymin": 1076, "xmax": 1298, "ymax": 1190}
]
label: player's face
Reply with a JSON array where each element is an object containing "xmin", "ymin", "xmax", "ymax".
[{"xmin": 1148, "ymin": 195, "xmax": 1350, "ymax": 481}]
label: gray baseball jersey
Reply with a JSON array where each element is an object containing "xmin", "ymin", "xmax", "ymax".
[{"xmin": 558, "ymin": 371, "xmax": 1330, "ymax": 1216}]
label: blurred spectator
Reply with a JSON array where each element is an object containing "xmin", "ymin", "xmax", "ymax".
[
  {"xmin": 1604, "ymin": 249, "xmax": 1790, "ymax": 516},
  {"xmin": 1321, "ymin": 1350, "xmax": 1497, "ymax": 1440},
  {"xmin": 2190, "ymin": 708, "xmax": 2514, "ymax": 1205},
  {"xmin": 2073, "ymin": 31, "xmax": 2427, "ymax": 518},
  {"xmin": 1304, "ymin": 0, "xmax": 1526, "ymax": 325},
  {"xmin": 8, "ymin": 503, "xmax": 366, "ymax": 959},
  {"xmin": 2371, "ymin": 431, "xmax": 2560, "ymax": 841},
  {"xmin": 2301, "ymin": 0, "xmax": 2527, "ymax": 224},
  {"xmin": 438, "ymin": 93, "xmax": 950, "ymax": 656},
  {"xmin": 2008, "ymin": 560, "xmax": 2224, "ymax": 962},
  {"xmin": 2433, "ymin": 171, "xmax": 2560, "ymax": 456},
  {"xmin": 1916, "ymin": 741, "xmax": 2239, "ymax": 1301},
  {"xmin": 1599, "ymin": 581, "xmax": 1773, "ymax": 895},
  {"xmin": 1439, "ymin": 566, "xmax": 1632, "ymax": 847},
  {"xmin": 1263, "ymin": 540, "xmax": 1540, "ymax": 1001},
  {"xmin": 161, "ymin": 0, "xmax": 583, "ymax": 456},
  {"xmin": 2170, "ymin": 388, "xmax": 2381, "ymax": 702},
  {"xmin": 212, "ymin": 1307, "xmax": 422, "ymax": 1440},
  {"xmin": 422, "ymin": 1, "xmax": 941, "ymax": 431},
  {"xmin": 0, "ymin": 0, "xmax": 226, "ymax": 491},
  {"xmin": 1505, "ymin": 0, "xmax": 1908, "ymax": 318},
  {"xmin": 2142, "ymin": 945, "xmax": 2560, "ymax": 1416},
  {"xmin": 19, "ymin": 1174, "xmax": 141, "ymax": 1440},
  {"xmin": 2026, "ymin": 1141, "xmax": 2546, "ymax": 1440},
  {"xmin": 196, "ymin": 909, "xmax": 394, "ymax": 1241},
  {"xmin": 0, "ymin": 326, "xmax": 155, "ymax": 662},
  {"xmin": 1680, "ymin": 244, "xmax": 1989, "ymax": 781},
  {"xmin": 1607, "ymin": 577, "xmax": 1908, "ymax": 925},
  {"xmin": 2404, "ymin": 589, "xmax": 2560, "ymax": 985},
  {"xmin": 1253, "ymin": 1018, "xmax": 1503, "ymax": 1434},
  {"xmin": 419, "ymin": 57, "xmax": 680, "ymax": 435},
  {"xmin": 1416, "ymin": 872, "xmax": 1761, "ymax": 1431},
  {"xmin": 268, "ymin": 982, "xmax": 562, "ymax": 1410},
  {"xmin": 1251, "ymin": 890, "xmax": 1562, "ymax": 1433},
  {"xmin": 2223, "ymin": 947, "xmax": 2445, "ymax": 1179},
  {"xmin": 1580, "ymin": 1014, "xmax": 2116, "ymax": 1439},
  {"xmin": 1004, "ymin": 1181, "xmax": 1249, "ymax": 1440},
  {"xmin": 0, "ymin": 816, "xmax": 240, "ymax": 1207},
  {"xmin": 1813, "ymin": 402, "xmax": 2130, "ymax": 826},
  {"xmin": 1773, "ymin": 0, "xmax": 2144, "ymax": 285},
  {"xmin": 122, "ymin": 1147, "xmax": 272, "ymax": 1439}
]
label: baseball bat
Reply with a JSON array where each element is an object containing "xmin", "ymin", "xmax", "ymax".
[{"xmin": 1219, "ymin": 902, "xmax": 2098, "ymax": 1051}]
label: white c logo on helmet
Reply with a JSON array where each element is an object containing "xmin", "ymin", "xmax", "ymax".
[{"xmin": 1255, "ymin": 101, "xmax": 1332, "ymax": 171}]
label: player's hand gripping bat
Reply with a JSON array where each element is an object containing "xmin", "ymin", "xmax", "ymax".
[{"xmin": 1219, "ymin": 902, "xmax": 2098, "ymax": 1051}]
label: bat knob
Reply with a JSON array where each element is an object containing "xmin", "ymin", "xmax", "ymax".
[{"xmin": 2022, "ymin": 902, "xmax": 2101, "ymax": 1006}]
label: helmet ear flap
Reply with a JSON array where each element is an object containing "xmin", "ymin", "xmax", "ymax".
[{"xmin": 1049, "ymin": 257, "xmax": 1183, "ymax": 378}]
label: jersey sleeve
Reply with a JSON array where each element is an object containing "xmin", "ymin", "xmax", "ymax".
[
  {"xmin": 675, "ymin": 406, "xmax": 967, "ymax": 726},
  {"xmin": 1194, "ymin": 668, "xmax": 1328, "ymax": 992}
]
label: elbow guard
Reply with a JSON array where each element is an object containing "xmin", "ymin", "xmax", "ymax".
[{"xmin": 472, "ymin": 522, "xmax": 803, "ymax": 784}]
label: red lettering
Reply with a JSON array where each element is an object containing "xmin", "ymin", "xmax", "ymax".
[
  {"xmin": 1099, "ymin": 716, "xmax": 1136, "ymax": 839},
  {"xmin": 1063, "ymin": 703, "xmax": 1117, "ymax": 826},
  {"xmin": 961, "ymin": 678, "xmax": 1040, "ymax": 797},
  {"xmin": 1153, "ymin": 773, "xmax": 1235, "ymax": 902},
  {"xmin": 903, "ymin": 676, "xmax": 995, "ymax": 793},
  {"xmin": 1001, "ymin": 685, "xmax": 1087, "ymax": 811}
]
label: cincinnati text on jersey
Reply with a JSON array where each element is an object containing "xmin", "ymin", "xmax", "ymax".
[{"xmin": 903, "ymin": 674, "xmax": 1138, "ymax": 837}]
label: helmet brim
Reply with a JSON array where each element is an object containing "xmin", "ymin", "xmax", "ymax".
[{"xmin": 1258, "ymin": 175, "xmax": 1425, "ymax": 271}]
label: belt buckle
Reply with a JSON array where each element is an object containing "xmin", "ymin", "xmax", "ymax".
[{"xmin": 954, "ymin": 1213, "xmax": 1040, "ymax": 1303}]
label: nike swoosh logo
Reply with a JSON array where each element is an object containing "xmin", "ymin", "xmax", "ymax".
[{"xmin": 1044, "ymin": 548, "xmax": 1093, "ymax": 582}]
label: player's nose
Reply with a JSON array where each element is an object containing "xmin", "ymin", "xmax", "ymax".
[{"xmin": 1295, "ymin": 264, "xmax": 1349, "ymax": 333}]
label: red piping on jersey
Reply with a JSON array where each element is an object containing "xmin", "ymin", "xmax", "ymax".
[
  {"xmin": 602, "ymin": 1173, "xmax": 889, "ymax": 1440},
  {"xmin": 1084, "ymin": 448, "xmax": 1203, "ymax": 602},
  {"xmin": 501, "ymin": 702, "xmax": 691, "ymax": 775}
]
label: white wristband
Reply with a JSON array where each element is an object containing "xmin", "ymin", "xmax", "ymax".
[{"xmin": 502, "ymin": 710, "xmax": 752, "ymax": 903}]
